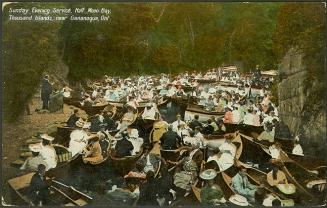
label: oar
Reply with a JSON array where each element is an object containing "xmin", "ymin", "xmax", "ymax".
[
  {"xmin": 52, "ymin": 179, "xmax": 93, "ymax": 200},
  {"xmin": 50, "ymin": 185, "xmax": 80, "ymax": 206}
]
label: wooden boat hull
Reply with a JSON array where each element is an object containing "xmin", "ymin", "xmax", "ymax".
[
  {"xmin": 224, "ymin": 123, "xmax": 264, "ymax": 135},
  {"xmin": 239, "ymin": 134, "xmax": 323, "ymax": 201},
  {"xmin": 63, "ymin": 97, "xmax": 83, "ymax": 107},
  {"xmin": 184, "ymin": 105, "xmax": 225, "ymax": 122},
  {"xmin": 109, "ymin": 146, "xmax": 144, "ymax": 176},
  {"xmin": 7, "ymin": 172, "xmax": 92, "ymax": 206},
  {"xmin": 81, "ymin": 104, "xmax": 109, "ymax": 116}
]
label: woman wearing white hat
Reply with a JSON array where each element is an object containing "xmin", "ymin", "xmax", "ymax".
[
  {"xmin": 20, "ymin": 143, "xmax": 47, "ymax": 171},
  {"xmin": 39, "ymin": 134, "xmax": 57, "ymax": 170},
  {"xmin": 68, "ymin": 119, "xmax": 90, "ymax": 157},
  {"xmin": 199, "ymin": 169, "xmax": 226, "ymax": 205}
]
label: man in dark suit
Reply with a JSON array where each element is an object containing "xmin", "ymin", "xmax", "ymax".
[
  {"xmin": 160, "ymin": 125, "xmax": 182, "ymax": 150},
  {"xmin": 41, "ymin": 75, "xmax": 52, "ymax": 110},
  {"xmin": 28, "ymin": 164, "xmax": 51, "ymax": 206},
  {"xmin": 67, "ymin": 109, "xmax": 80, "ymax": 127},
  {"xmin": 188, "ymin": 115, "xmax": 203, "ymax": 131},
  {"xmin": 103, "ymin": 111, "xmax": 116, "ymax": 131},
  {"xmin": 115, "ymin": 132, "xmax": 134, "ymax": 157}
]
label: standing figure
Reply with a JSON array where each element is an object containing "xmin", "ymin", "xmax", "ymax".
[
  {"xmin": 41, "ymin": 75, "xmax": 52, "ymax": 110},
  {"xmin": 28, "ymin": 164, "xmax": 51, "ymax": 206}
]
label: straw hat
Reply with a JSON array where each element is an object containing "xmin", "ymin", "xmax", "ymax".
[
  {"xmin": 97, "ymin": 131, "xmax": 106, "ymax": 140},
  {"xmin": 277, "ymin": 184, "xmax": 296, "ymax": 195},
  {"xmin": 82, "ymin": 122, "xmax": 91, "ymax": 129},
  {"xmin": 75, "ymin": 119, "xmax": 85, "ymax": 128},
  {"xmin": 229, "ymin": 194, "xmax": 249, "ymax": 206},
  {"xmin": 29, "ymin": 143, "xmax": 42, "ymax": 152},
  {"xmin": 40, "ymin": 134, "xmax": 54, "ymax": 141},
  {"xmin": 199, "ymin": 169, "xmax": 217, "ymax": 180}
]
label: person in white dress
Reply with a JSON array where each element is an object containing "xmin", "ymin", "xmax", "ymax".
[
  {"xmin": 39, "ymin": 134, "xmax": 57, "ymax": 171},
  {"xmin": 219, "ymin": 135, "xmax": 236, "ymax": 157},
  {"xmin": 68, "ymin": 120, "xmax": 91, "ymax": 157}
]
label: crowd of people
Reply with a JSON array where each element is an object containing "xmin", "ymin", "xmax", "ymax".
[{"xmin": 23, "ymin": 67, "xmax": 314, "ymax": 206}]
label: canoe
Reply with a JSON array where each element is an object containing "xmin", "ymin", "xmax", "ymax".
[
  {"xmin": 81, "ymin": 137, "xmax": 111, "ymax": 166},
  {"xmin": 184, "ymin": 104, "xmax": 225, "ymax": 122},
  {"xmin": 160, "ymin": 146, "xmax": 192, "ymax": 164},
  {"xmin": 237, "ymin": 160, "xmax": 292, "ymax": 201},
  {"xmin": 80, "ymin": 103, "xmax": 109, "ymax": 116},
  {"xmin": 108, "ymin": 142, "xmax": 144, "ymax": 176},
  {"xmin": 63, "ymin": 97, "xmax": 83, "ymax": 107},
  {"xmin": 7, "ymin": 172, "xmax": 92, "ymax": 206},
  {"xmin": 223, "ymin": 123, "xmax": 264, "ymax": 135},
  {"xmin": 56, "ymin": 126, "xmax": 77, "ymax": 146},
  {"xmin": 239, "ymin": 134, "xmax": 319, "ymax": 200},
  {"xmin": 196, "ymin": 79, "xmax": 217, "ymax": 83},
  {"xmin": 170, "ymin": 95, "xmax": 192, "ymax": 107},
  {"xmin": 47, "ymin": 144, "xmax": 82, "ymax": 178},
  {"xmin": 241, "ymin": 133, "xmax": 326, "ymax": 174}
]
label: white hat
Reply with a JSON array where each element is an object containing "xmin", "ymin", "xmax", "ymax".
[
  {"xmin": 40, "ymin": 134, "xmax": 54, "ymax": 141},
  {"xmin": 277, "ymin": 184, "xmax": 296, "ymax": 195},
  {"xmin": 82, "ymin": 122, "xmax": 91, "ymax": 129},
  {"xmin": 229, "ymin": 194, "xmax": 249, "ymax": 206},
  {"xmin": 75, "ymin": 119, "xmax": 85, "ymax": 128},
  {"xmin": 29, "ymin": 143, "xmax": 42, "ymax": 152},
  {"xmin": 97, "ymin": 131, "xmax": 106, "ymax": 140},
  {"xmin": 200, "ymin": 169, "xmax": 217, "ymax": 180}
]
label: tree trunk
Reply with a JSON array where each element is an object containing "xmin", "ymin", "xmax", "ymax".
[
  {"xmin": 155, "ymin": 4, "xmax": 168, "ymax": 23},
  {"xmin": 187, "ymin": 15, "xmax": 195, "ymax": 48}
]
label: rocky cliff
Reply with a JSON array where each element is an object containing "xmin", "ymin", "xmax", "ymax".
[{"xmin": 278, "ymin": 48, "xmax": 326, "ymax": 156}]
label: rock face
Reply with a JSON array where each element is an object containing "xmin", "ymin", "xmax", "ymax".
[{"xmin": 278, "ymin": 48, "xmax": 326, "ymax": 156}]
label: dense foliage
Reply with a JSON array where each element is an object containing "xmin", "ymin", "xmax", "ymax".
[
  {"xmin": 2, "ymin": 2, "xmax": 325, "ymax": 121},
  {"xmin": 3, "ymin": 3, "xmax": 62, "ymax": 121}
]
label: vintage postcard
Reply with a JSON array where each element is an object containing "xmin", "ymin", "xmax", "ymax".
[{"xmin": 2, "ymin": 2, "xmax": 326, "ymax": 207}]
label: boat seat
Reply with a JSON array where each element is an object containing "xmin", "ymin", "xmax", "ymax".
[{"xmin": 57, "ymin": 152, "xmax": 72, "ymax": 163}]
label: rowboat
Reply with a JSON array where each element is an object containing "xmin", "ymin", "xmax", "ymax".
[
  {"xmin": 191, "ymin": 133, "xmax": 244, "ymax": 203},
  {"xmin": 160, "ymin": 146, "xmax": 192, "ymax": 164},
  {"xmin": 80, "ymin": 103, "xmax": 109, "ymax": 116},
  {"xmin": 224, "ymin": 123, "xmax": 264, "ymax": 135},
  {"xmin": 242, "ymin": 133, "xmax": 326, "ymax": 175},
  {"xmin": 63, "ymin": 97, "xmax": 83, "ymax": 107},
  {"xmin": 196, "ymin": 78, "xmax": 217, "ymax": 83},
  {"xmin": 237, "ymin": 161, "xmax": 294, "ymax": 202},
  {"xmin": 239, "ymin": 133, "xmax": 320, "ymax": 200},
  {"xmin": 184, "ymin": 104, "xmax": 225, "ymax": 122},
  {"xmin": 81, "ymin": 138, "xmax": 111, "ymax": 166},
  {"xmin": 170, "ymin": 95, "xmax": 193, "ymax": 107},
  {"xmin": 7, "ymin": 172, "xmax": 92, "ymax": 206},
  {"xmin": 108, "ymin": 141, "xmax": 144, "ymax": 176}
]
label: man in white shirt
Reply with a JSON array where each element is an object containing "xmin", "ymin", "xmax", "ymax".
[
  {"xmin": 142, "ymin": 104, "xmax": 157, "ymax": 120},
  {"xmin": 171, "ymin": 114, "xmax": 186, "ymax": 133},
  {"xmin": 127, "ymin": 127, "xmax": 143, "ymax": 155},
  {"xmin": 232, "ymin": 106, "xmax": 241, "ymax": 124},
  {"xmin": 243, "ymin": 108, "xmax": 255, "ymax": 126}
]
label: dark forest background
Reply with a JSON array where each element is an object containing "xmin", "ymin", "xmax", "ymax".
[{"xmin": 2, "ymin": 2, "xmax": 326, "ymax": 121}]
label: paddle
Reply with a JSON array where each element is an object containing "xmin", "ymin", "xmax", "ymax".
[
  {"xmin": 52, "ymin": 179, "xmax": 93, "ymax": 200},
  {"xmin": 50, "ymin": 185, "xmax": 81, "ymax": 206}
]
